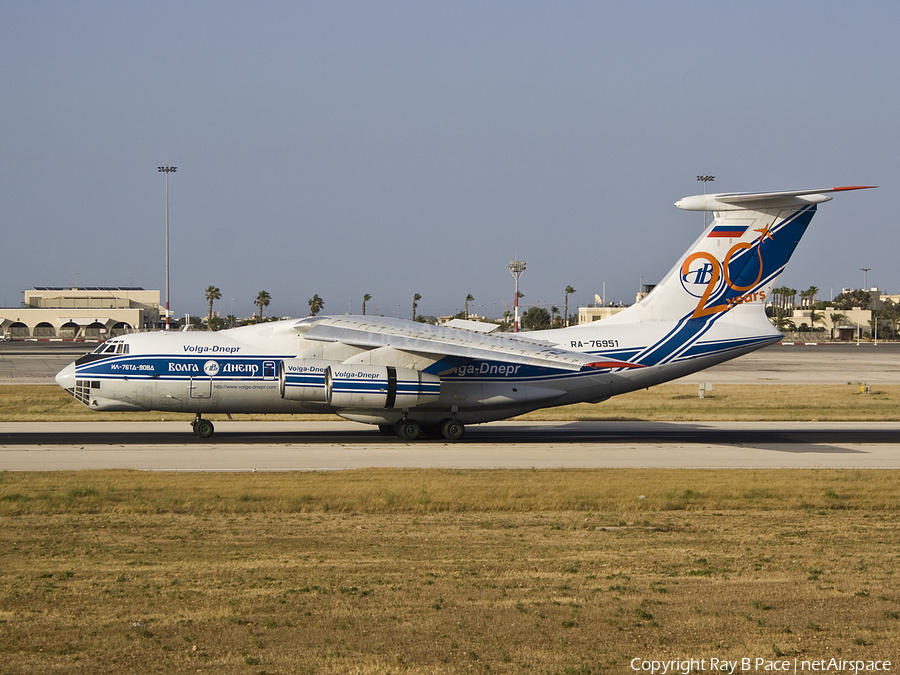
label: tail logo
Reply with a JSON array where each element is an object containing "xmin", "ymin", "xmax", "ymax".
[
  {"xmin": 680, "ymin": 259, "xmax": 724, "ymax": 299},
  {"xmin": 680, "ymin": 225, "xmax": 772, "ymax": 319}
]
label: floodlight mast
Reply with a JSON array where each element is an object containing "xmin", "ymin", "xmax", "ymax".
[
  {"xmin": 697, "ymin": 175, "xmax": 715, "ymax": 228},
  {"xmin": 158, "ymin": 166, "xmax": 177, "ymax": 329},
  {"xmin": 509, "ymin": 260, "xmax": 526, "ymax": 332}
]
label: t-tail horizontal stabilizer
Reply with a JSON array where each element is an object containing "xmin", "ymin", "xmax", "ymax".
[{"xmin": 675, "ymin": 185, "xmax": 876, "ymax": 212}]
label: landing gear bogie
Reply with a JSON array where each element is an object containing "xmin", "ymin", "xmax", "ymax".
[
  {"xmin": 394, "ymin": 418, "xmax": 422, "ymax": 441},
  {"xmin": 192, "ymin": 416, "xmax": 215, "ymax": 438},
  {"xmin": 440, "ymin": 418, "xmax": 465, "ymax": 441}
]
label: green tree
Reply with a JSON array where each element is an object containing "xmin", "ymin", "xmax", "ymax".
[
  {"xmin": 412, "ymin": 293, "xmax": 421, "ymax": 321},
  {"xmin": 362, "ymin": 293, "xmax": 371, "ymax": 316},
  {"xmin": 464, "ymin": 294, "xmax": 474, "ymax": 320},
  {"xmin": 254, "ymin": 290, "xmax": 271, "ymax": 322},
  {"xmin": 520, "ymin": 306, "xmax": 551, "ymax": 331},
  {"xmin": 833, "ymin": 289, "xmax": 872, "ymax": 310},
  {"xmin": 204, "ymin": 286, "xmax": 221, "ymax": 331},
  {"xmin": 550, "ymin": 306, "xmax": 562, "ymax": 329},
  {"xmin": 308, "ymin": 294, "xmax": 324, "ymax": 316},
  {"xmin": 564, "ymin": 285, "xmax": 576, "ymax": 327},
  {"xmin": 800, "ymin": 286, "xmax": 819, "ymax": 308},
  {"xmin": 770, "ymin": 286, "xmax": 798, "ymax": 330}
]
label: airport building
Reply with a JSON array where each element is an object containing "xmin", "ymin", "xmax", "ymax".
[{"xmin": 0, "ymin": 287, "xmax": 163, "ymax": 340}]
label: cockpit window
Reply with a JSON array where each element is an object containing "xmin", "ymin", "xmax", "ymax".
[{"xmin": 90, "ymin": 341, "xmax": 129, "ymax": 356}]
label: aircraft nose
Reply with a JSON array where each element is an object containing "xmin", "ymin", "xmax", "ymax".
[{"xmin": 56, "ymin": 362, "xmax": 76, "ymax": 390}]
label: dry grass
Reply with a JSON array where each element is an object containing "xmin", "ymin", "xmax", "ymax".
[
  {"xmin": 520, "ymin": 384, "xmax": 900, "ymax": 422},
  {"xmin": 2, "ymin": 383, "xmax": 900, "ymax": 422},
  {"xmin": 1, "ymin": 470, "xmax": 899, "ymax": 673}
]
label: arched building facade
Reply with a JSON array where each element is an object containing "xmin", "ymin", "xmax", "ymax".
[{"xmin": 0, "ymin": 287, "xmax": 163, "ymax": 340}]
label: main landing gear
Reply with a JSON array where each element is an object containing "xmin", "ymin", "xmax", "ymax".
[
  {"xmin": 191, "ymin": 415, "xmax": 214, "ymax": 439},
  {"xmin": 391, "ymin": 418, "xmax": 465, "ymax": 442}
]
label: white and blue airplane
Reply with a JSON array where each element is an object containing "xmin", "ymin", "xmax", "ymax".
[{"xmin": 56, "ymin": 186, "xmax": 873, "ymax": 440}]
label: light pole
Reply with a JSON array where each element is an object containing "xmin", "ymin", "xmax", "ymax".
[
  {"xmin": 509, "ymin": 260, "xmax": 526, "ymax": 332},
  {"xmin": 697, "ymin": 175, "xmax": 715, "ymax": 229},
  {"xmin": 158, "ymin": 165, "xmax": 177, "ymax": 329},
  {"xmin": 861, "ymin": 267, "xmax": 873, "ymax": 346}
]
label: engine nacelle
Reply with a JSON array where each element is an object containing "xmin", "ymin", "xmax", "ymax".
[
  {"xmin": 279, "ymin": 358, "xmax": 329, "ymax": 402},
  {"xmin": 325, "ymin": 364, "xmax": 440, "ymax": 409}
]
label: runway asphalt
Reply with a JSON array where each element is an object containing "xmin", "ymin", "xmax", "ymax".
[{"xmin": 1, "ymin": 420, "xmax": 898, "ymax": 470}]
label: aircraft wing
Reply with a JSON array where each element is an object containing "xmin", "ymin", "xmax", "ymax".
[{"xmin": 294, "ymin": 316, "xmax": 642, "ymax": 371}]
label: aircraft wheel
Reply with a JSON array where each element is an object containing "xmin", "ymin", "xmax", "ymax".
[
  {"xmin": 378, "ymin": 424, "xmax": 395, "ymax": 436},
  {"xmin": 440, "ymin": 418, "xmax": 465, "ymax": 441},
  {"xmin": 394, "ymin": 419, "xmax": 422, "ymax": 441},
  {"xmin": 195, "ymin": 419, "xmax": 215, "ymax": 439}
]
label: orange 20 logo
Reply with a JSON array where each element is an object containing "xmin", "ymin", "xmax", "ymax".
[{"xmin": 679, "ymin": 225, "xmax": 772, "ymax": 319}]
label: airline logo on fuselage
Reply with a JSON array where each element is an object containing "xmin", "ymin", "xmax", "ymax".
[
  {"xmin": 182, "ymin": 345, "xmax": 241, "ymax": 354},
  {"xmin": 455, "ymin": 362, "xmax": 522, "ymax": 377},
  {"xmin": 166, "ymin": 360, "xmax": 263, "ymax": 376}
]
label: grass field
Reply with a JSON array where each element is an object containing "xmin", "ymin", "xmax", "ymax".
[
  {"xmin": 1, "ymin": 469, "xmax": 899, "ymax": 674},
  {"xmin": 2, "ymin": 384, "xmax": 898, "ymax": 672},
  {"xmin": 2, "ymin": 383, "xmax": 899, "ymax": 422}
]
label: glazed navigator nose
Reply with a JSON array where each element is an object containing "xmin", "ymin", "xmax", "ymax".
[{"xmin": 56, "ymin": 362, "xmax": 76, "ymax": 390}]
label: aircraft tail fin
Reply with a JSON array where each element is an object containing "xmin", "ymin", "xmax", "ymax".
[{"xmin": 608, "ymin": 186, "xmax": 874, "ymax": 325}]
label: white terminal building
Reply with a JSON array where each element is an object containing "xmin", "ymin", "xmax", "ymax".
[{"xmin": 0, "ymin": 287, "xmax": 164, "ymax": 340}]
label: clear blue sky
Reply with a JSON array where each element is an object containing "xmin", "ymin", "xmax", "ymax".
[{"xmin": 2, "ymin": 1, "xmax": 896, "ymax": 320}]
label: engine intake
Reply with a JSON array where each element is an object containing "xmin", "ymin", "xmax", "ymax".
[{"xmin": 279, "ymin": 358, "xmax": 329, "ymax": 402}]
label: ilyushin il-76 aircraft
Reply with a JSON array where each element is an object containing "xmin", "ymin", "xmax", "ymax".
[{"xmin": 56, "ymin": 186, "xmax": 873, "ymax": 440}]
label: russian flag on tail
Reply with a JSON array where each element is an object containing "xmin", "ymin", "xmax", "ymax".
[{"xmin": 707, "ymin": 225, "xmax": 748, "ymax": 238}]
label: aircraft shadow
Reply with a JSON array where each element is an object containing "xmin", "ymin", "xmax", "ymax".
[{"xmin": 0, "ymin": 422, "xmax": 894, "ymax": 452}]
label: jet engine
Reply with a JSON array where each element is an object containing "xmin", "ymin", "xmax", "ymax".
[
  {"xmin": 325, "ymin": 364, "xmax": 440, "ymax": 409},
  {"xmin": 279, "ymin": 359, "xmax": 329, "ymax": 402}
]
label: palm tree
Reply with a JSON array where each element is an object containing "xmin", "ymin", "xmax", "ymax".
[
  {"xmin": 205, "ymin": 285, "xmax": 221, "ymax": 331},
  {"xmin": 254, "ymin": 290, "xmax": 271, "ymax": 322},
  {"xmin": 362, "ymin": 293, "xmax": 371, "ymax": 316},
  {"xmin": 829, "ymin": 312, "xmax": 847, "ymax": 340},
  {"xmin": 770, "ymin": 286, "xmax": 797, "ymax": 329},
  {"xmin": 412, "ymin": 293, "xmax": 421, "ymax": 321},
  {"xmin": 550, "ymin": 305, "xmax": 561, "ymax": 328},
  {"xmin": 464, "ymin": 294, "xmax": 474, "ymax": 320},
  {"xmin": 564, "ymin": 285, "xmax": 576, "ymax": 327},
  {"xmin": 808, "ymin": 307, "xmax": 825, "ymax": 331},
  {"xmin": 801, "ymin": 286, "xmax": 819, "ymax": 308},
  {"xmin": 308, "ymin": 294, "xmax": 324, "ymax": 316}
]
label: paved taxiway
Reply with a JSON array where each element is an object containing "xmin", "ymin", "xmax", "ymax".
[{"xmin": 1, "ymin": 421, "xmax": 898, "ymax": 471}]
